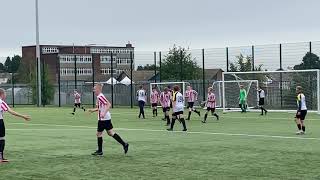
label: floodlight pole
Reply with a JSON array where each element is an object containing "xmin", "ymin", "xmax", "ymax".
[{"xmin": 35, "ymin": 0, "xmax": 42, "ymax": 106}]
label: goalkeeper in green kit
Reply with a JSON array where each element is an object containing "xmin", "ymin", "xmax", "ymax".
[{"xmin": 239, "ymin": 85, "xmax": 247, "ymax": 112}]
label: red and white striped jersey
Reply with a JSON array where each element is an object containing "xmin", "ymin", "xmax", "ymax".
[
  {"xmin": 150, "ymin": 91, "xmax": 159, "ymax": 104},
  {"xmin": 206, "ymin": 92, "xmax": 216, "ymax": 108},
  {"xmin": 74, "ymin": 92, "xmax": 81, "ymax": 103},
  {"xmin": 97, "ymin": 93, "xmax": 111, "ymax": 121},
  {"xmin": 0, "ymin": 99, "xmax": 9, "ymax": 119},
  {"xmin": 185, "ymin": 90, "xmax": 198, "ymax": 102},
  {"xmin": 160, "ymin": 92, "xmax": 171, "ymax": 108}
]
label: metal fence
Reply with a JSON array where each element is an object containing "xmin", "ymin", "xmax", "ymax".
[{"xmin": 1, "ymin": 41, "xmax": 319, "ymax": 108}]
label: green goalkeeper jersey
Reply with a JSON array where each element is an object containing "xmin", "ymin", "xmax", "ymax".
[{"xmin": 239, "ymin": 89, "xmax": 247, "ymax": 101}]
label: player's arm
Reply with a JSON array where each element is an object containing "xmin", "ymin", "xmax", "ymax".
[
  {"xmin": 88, "ymin": 108, "xmax": 98, "ymax": 113},
  {"xmin": 172, "ymin": 92, "xmax": 177, "ymax": 108},
  {"xmin": 101, "ymin": 99, "xmax": 111, "ymax": 118},
  {"xmin": 7, "ymin": 108, "xmax": 31, "ymax": 121}
]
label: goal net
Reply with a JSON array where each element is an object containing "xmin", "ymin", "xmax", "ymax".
[
  {"xmin": 222, "ymin": 69, "xmax": 320, "ymax": 113},
  {"xmin": 212, "ymin": 80, "xmax": 259, "ymax": 110},
  {"xmin": 149, "ymin": 81, "xmax": 188, "ymax": 107}
]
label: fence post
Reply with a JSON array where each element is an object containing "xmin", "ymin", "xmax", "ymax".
[
  {"xmin": 159, "ymin": 51, "xmax": 162, "ymax": 82},
  {"xmin": 180, "ymin": 50, "xmax": 183, "ymax": 81},
  {"xmin": 226, "ymin": 47, "xmax": 229, "ymax": 72},
  {"xmin": 309, "ymin": 41, "xmax": 312, "ymax": 53},
  {"xmin": 252, "ymin": 45, "xmax": 255, "ymax": 71},
  {"xmin": 279, "ymin": 43, "xmax": 283, "ymax": 108},
  {"xmin": 11, "ymin": 72, "xmax": 14, "ymax": 107},
  {"xmin": 202, "ymin": 49, "xmax": 205, "ymax": 101},
  {"xmin": 36, "ymin": 58, "xmax": 39, "ymax": 107},
  {"xmin": 130, "ymin": 51, "xmax": 134, "ymax": 108},
  {"xmin": 57, "ymin": 55, "xmax": 61, "ymax": 107},
  {"xmin": 111, "ymin": 52, "xmax": 114, "ymax": 108},
  {"xmin": 74, "ymin": 52, "xmax": 77, "ymax": 90},
  {"xmin": 154, "ymin": 51, "xmax": 157, "ymax": 83},
  {"xmin": 42, "ymin": 59, "xmax": 45, "ymax": 107},
  {"xmin": 92, "ymin": 54, "xmax": 95, "ymax": 108}
]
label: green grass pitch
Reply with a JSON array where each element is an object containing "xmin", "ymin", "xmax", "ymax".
[{"xmin": 1, "ymin": 107, "xmax": 320, "ymax": 180}]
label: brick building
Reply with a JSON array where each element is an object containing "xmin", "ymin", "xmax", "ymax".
[{"xmin": 21, "ymin": 43, "xmax": 134, "ymax": 84}]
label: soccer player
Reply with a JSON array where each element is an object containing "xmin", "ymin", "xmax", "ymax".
[
  {"xmin": 88, "ymin": 84, "xmax": 129, "ymax": 156},
  {"xmin": 185, "ymin": 86, "xmax": 201, "ymax": 120},
  {"xmin": 137, "ymin": 85, "xmax": 147, "ymax": 119},
  {"xmin": 202, "ymin": 87, "xmax": 219, "ymax": 123},
  {"xmin": 295, "ymin": 86, "xmax": 308, "ymax": 135},
  {"xmin": 239, "ymin": 85, "xmax": 247, "ymax": 113},
  {"xmin": 150, "ymin": 87, "xmax": 159, "ymax": 117},
  {"xmin": 167, "ymin": 85, "xmax": 187, "ymax": 131},
  {"xmin": 0, "ymin": 88, "xmax": 31, "ymax": 163},
  {"xmin": 160, "ymin": 87, "xmax": 171, "ymax": 126},
  {"xmin": 71, "ymin": 90, "xmax": 85, "ymax": 115},
  {"xmin": 257, "ymin": 86, "xmax": 267, "ymax": 115}
]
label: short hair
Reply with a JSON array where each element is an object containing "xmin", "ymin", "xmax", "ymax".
[
  {"xmin": 139, "ymin": 85, "xmax": 143, "ymax": 89},
  {"xmin": 164, "ymin": 87, "xmax": 168, "ymax": 92},
  {"xmin": 95, "ymin": 83, "xmax": 103, "ymax": 90},
  {"xmin": 296, "ymin": 86, "xmax": 303, "ymax": 91},
  {"xmin": 208, "ymin": 87, "xmax": 213, "ymax": 91},
  {"xmin": 0, "ymin": 88, "xmax": 5, "ymax": 95},
  {"xmin": 173, "ymin": 85, "xmax": 180, "ymax": 91}
]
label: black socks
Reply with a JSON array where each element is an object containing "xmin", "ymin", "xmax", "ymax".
[
  {"xmin": 113, "ymin": 133, "xmax": 126, "ymax": 146},
  {"xmin": 297, "ymin": 124, "xmax": 302, "ymax": 130},
  {"xmin": 166, "ymin": 115, "xmax": 170, "ymax": 125},
  {"xmin": 180, "ymin": 118, "xmax": 187, "ymax": 130},
  {"xmin": 170, "ymin": 117, "xmax": 176, "ymax": 129},
  {"xmin": 97, "ymin": 137, "xmax": 103, "ymax": 152},
  {"xmin": 204, "ymin": 113, "xmax": 208, "ymax": 121},
  {"xmin": 188, "ymin": 112, "xmax": 191, "ymax": 119},
  {"xmin": 0, "ymin": 140, "xmax": 5, "ymax": 159},
  {"xmin": 302, "ymin": 126, "xmax": 306, "ymax": 132}
]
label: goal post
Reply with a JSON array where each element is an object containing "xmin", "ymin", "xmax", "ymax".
[
  {"xmin": 212, "ymin": 80, "xmax": 259, "ymax": 109},
  {"xmin": 222, "ymin": 69, "xmax": 320, "ymax": 114},
  {"xmin": 149, "ymin": 81, "xmax": 188, "ymax": 107}
]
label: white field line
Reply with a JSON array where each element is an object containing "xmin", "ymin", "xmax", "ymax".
[{"xmin": 7, "ymin": 122, "xmax": 320, "ymax": 141}]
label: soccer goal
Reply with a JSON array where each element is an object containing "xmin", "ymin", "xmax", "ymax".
[
  {"xmin": 222, "ymin": 69, "xmax": 320, "ymax": 113},
  {"xmin": 212, "ymin": 80, "xmax": 259, "ymax": 109},
  {"xmin": 149, "ymin": 81, "xmax": 189, "ymax": 107}
]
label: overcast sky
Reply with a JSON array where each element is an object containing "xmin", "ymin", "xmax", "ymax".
[{"xmin": 0, "ymin": 0, "xmax": 320, "ymax": 62}]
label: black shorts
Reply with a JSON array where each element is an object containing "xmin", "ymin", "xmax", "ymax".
[
  {"xmin": 0, "ymin": 119, "xmax": 5, "ymax": 138},
  {"xmin": 97, "ymin": 120, "xmax": 113, "ymax": 132},
  {"xmin": 296, "ymin": 110, "xmax": 307, "ymax": 120},
  {"xmin": 172, "ymin": 111, "xmax": 184, "ymax": 116},
  {"xmin": 259, "ymin": 98, "xmax": 265, "ymax": 106},
  {"xmin": 74, "ymin": 103, "xmax": 81, "ymax": 108},
  {"xmin": 207, "ymin": 107, "xmax": 216, "ymax": 112},
  {"xmin": 152, "ymin": 103, "xmax": 158, "ymax": 107},
  {"xmin": 170, "ymin": 102, "xmax": 173, "ymax": 108},
  {"xmin": 187, "ymin": 102, "xmax": 194, "ymax": 109},
  {"xmin": 162, "ymin": 107, "xmax": 170, "ymax": 112}
]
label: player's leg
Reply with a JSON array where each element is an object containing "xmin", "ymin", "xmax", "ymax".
[
  {"xmin": 295, "ymin": 111, "xmax": 303, "ymax": 135},
  {"xmin": 138, "ymin": 101, "xmax": 143, "ymax": 118},
  {"xmin": 177, "ymin": 113, "xmax": 187, "ymax": 131},
  {"xmin": 72, "ymin": 103, "xmax": 77, "ymax": 115},
  {"xmin": 300, "ymin": 110, "xmax": 307, "ymax": 134},
  {"xmin": 165, "ymin": 108, "xmax": 170, "ymax": 126},
  {"xmin": 141, "ymin": 101, "xmax": 145, "ymax": 118},
  {"xmin": 106, "ymin": 124, "xmax": 129, "ymax": 154},
  {"xmin": 92, "ymin": 121, "xmax": 104, "ymax": 156},
  {"xmin": 81, "ymin": 104, "xmax": 86, "ymax": 111},
  {"xmin": 191, "ymin": 102, "xmax": 200, "ymax": 116},
  {"xmin": 202, "ymin": 108, "xmax": 210, "ymax": 123},
  {"xmin": 211, "ymin": 108, "xmax": 219, "ymax": 120},
  {"xmin": 152, "ymin": 104, "xmax": 155, "ymax": 117},
  {"xmin": 167, "ymin": 113, "xmax": 177, "ymax": 131},
  {"xmin": 186, "ymin": 103, "xmax": 192, "ymax": 120},
  {"xmin": 0, "ymin": 119, "xmax": 8, "ymax": 163}
]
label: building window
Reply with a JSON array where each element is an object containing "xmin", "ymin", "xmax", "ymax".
[
  {"xmin": 59, "ymin": 55, "xmax": 92, "ymax": 63},
  {"xmin": 42, "ymin": 47, "xmax": 59, "ymax": 54},
  {"xmin": 100, "ymin": 55, "xmax": 116, "ymax": 63},
  {"xmin": 60, "ymin": 68, "xmax": 92, "ymax": 76}
]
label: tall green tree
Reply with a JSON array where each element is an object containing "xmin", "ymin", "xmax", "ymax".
[
  {"xmin": 2, "ymin": 55, "xmax": 21, "ymax": 73},
  {"xmin": 161, "ymin": 45, "xmax": 201, "ymax": 81},
  {"xmin": 294, "ymin": 52, "xmax": 320, "ymax": 70},
  {"xmin": 30, "ymin": 64, "xmax": 55, "ymax": 105}
]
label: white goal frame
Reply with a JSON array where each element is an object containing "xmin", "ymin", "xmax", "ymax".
[
  {"xmin": 222, "ymin": 69, "xmax": 320, "ymax": 114},
  {"xmin": 212, "ymin": 80, "xmax": 259, "ymax": 109}
]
